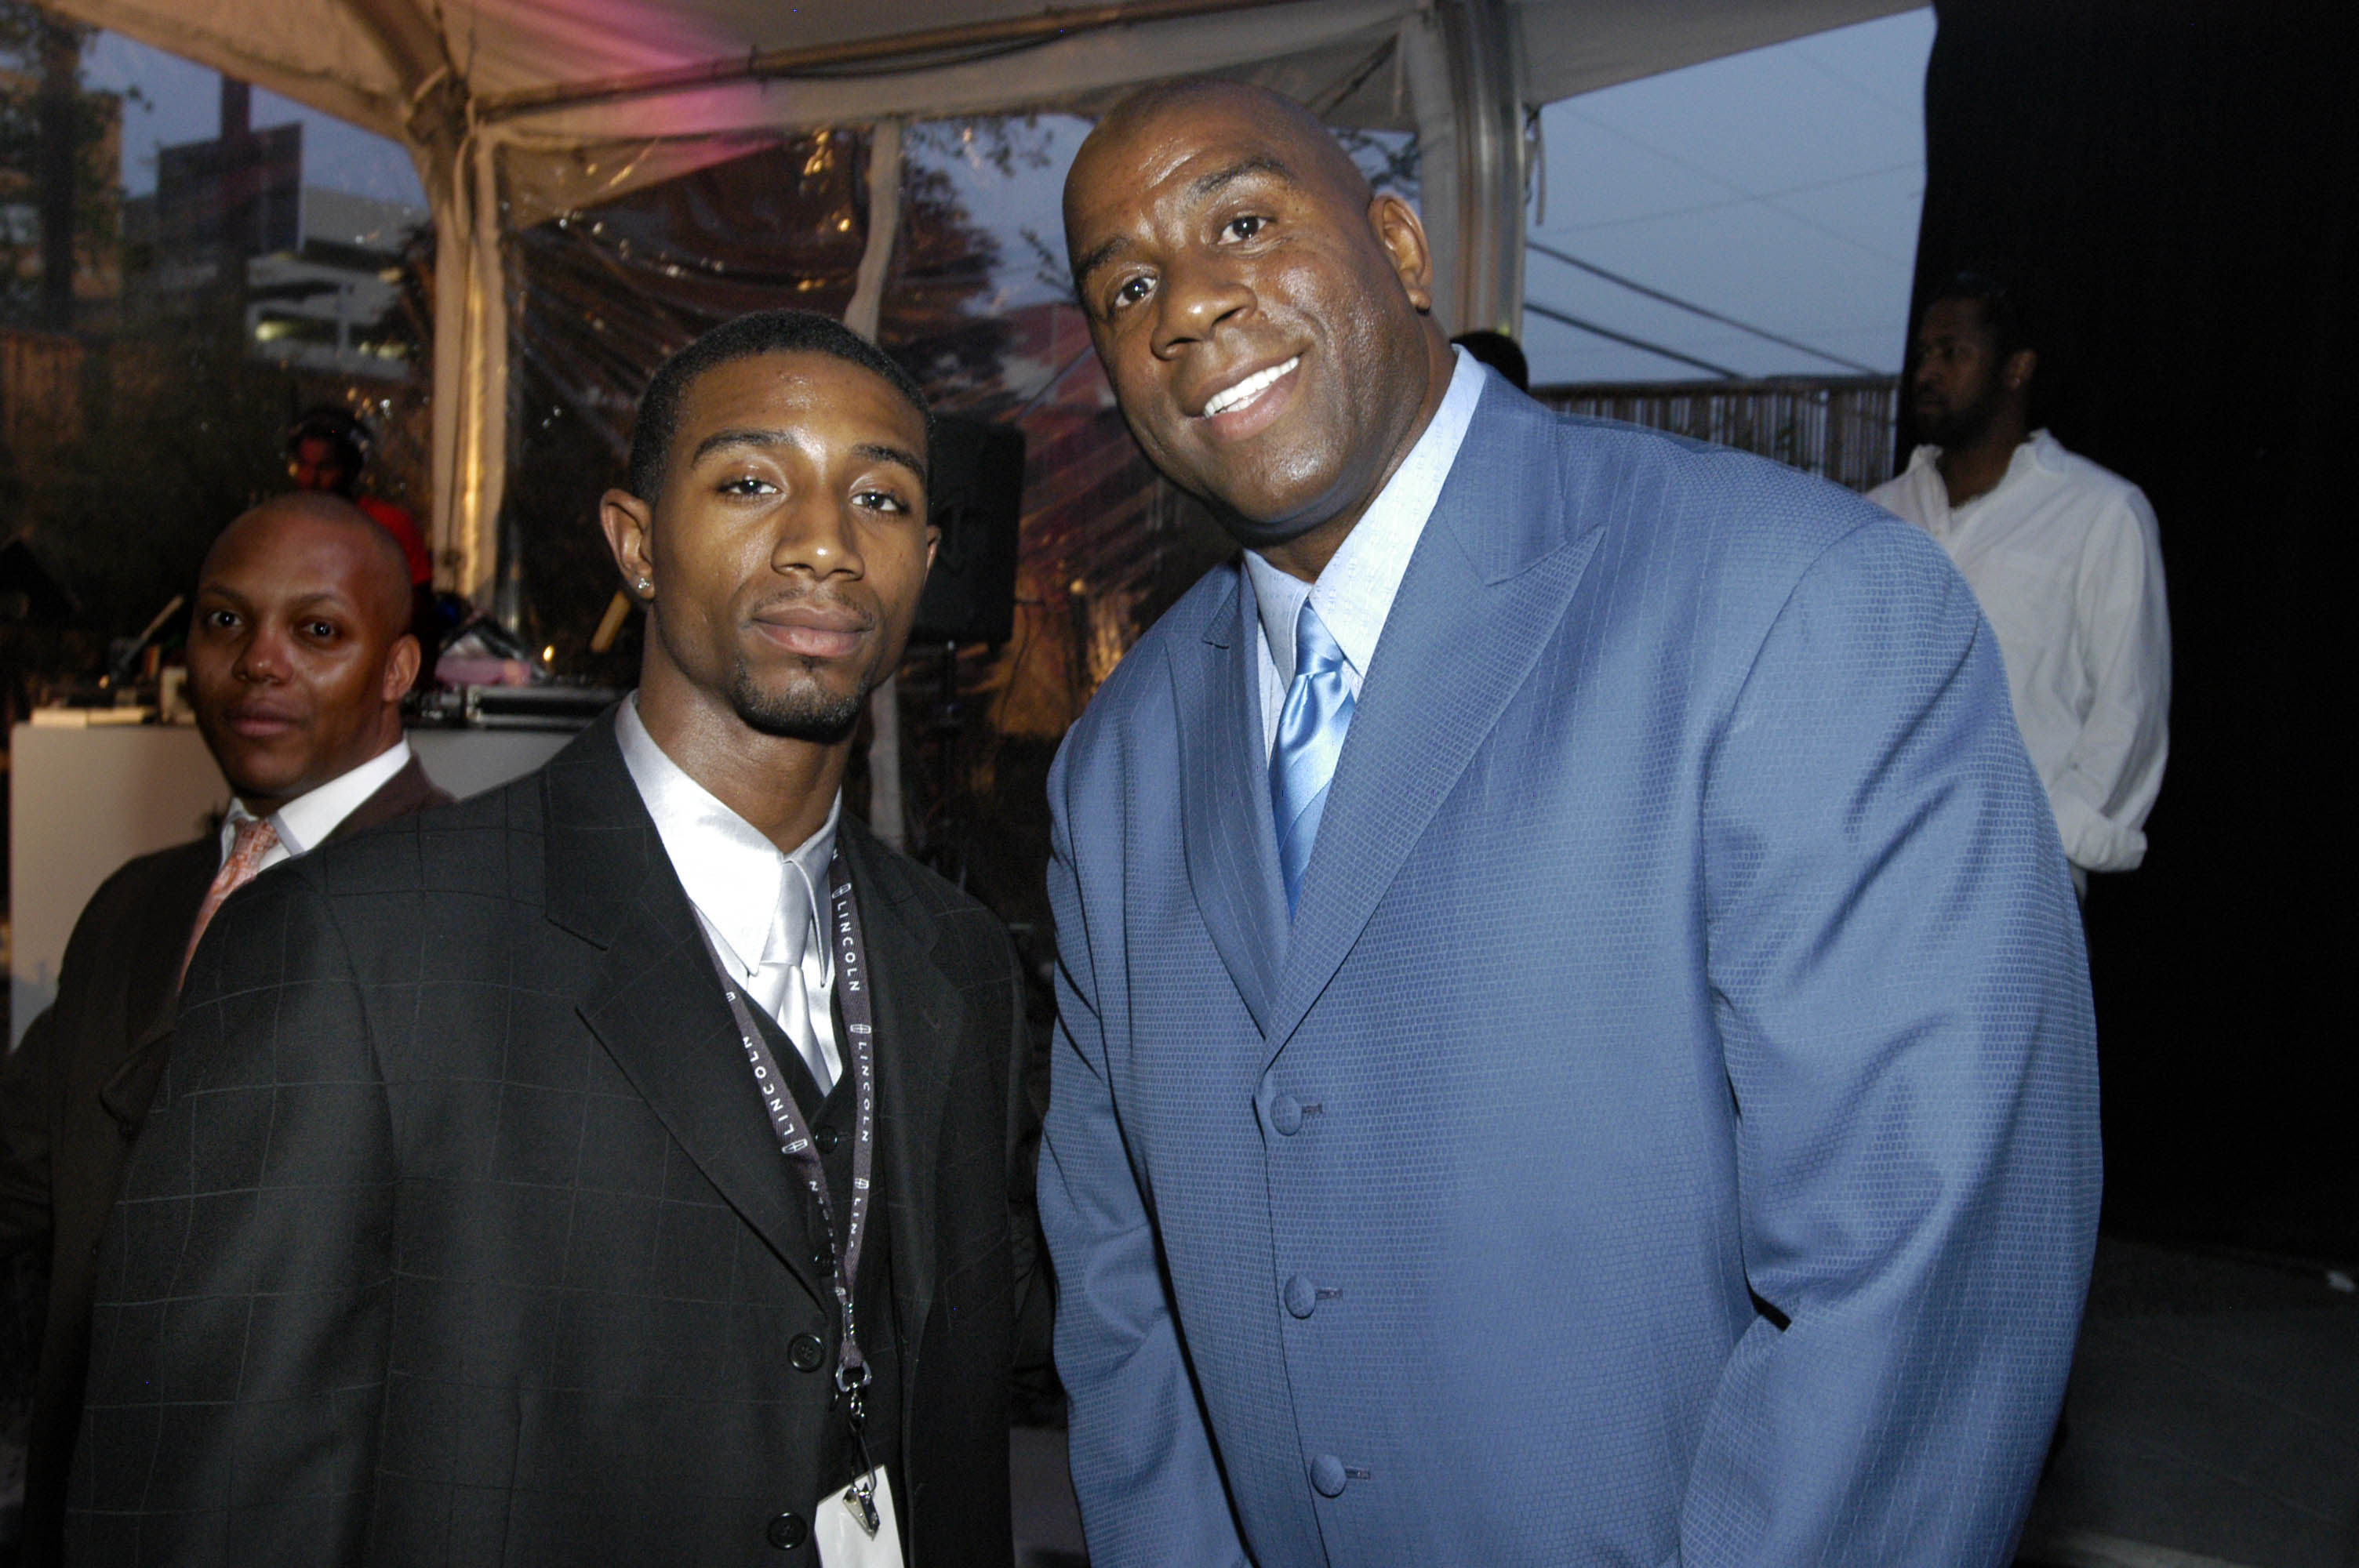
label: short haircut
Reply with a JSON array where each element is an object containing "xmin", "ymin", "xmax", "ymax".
[
  {"xmin": 1925, "ymin": 268, "xmax": 2037, "ymax": 361},
  {"xmin": 625, "ymin": 310, "xmax": 932, "ymax": 503}
]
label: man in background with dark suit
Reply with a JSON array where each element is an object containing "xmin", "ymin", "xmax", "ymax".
[
  {"xmin": 69, "ymin": 310, "xmax": 1040, "ymax": 1567},
  {"xmin": 0, "ymin": 492, "xmax": 442, "ymax": 1566}
]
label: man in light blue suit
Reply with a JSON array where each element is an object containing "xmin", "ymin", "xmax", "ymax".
[{"xmin": 1041, "ymin": 79, "xmax": 2099, "ymax": 1566}]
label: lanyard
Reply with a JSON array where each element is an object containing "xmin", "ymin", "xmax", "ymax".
[{"xmin": 700, "ymin": 845, "xmax": 881, "ymax": 1425}]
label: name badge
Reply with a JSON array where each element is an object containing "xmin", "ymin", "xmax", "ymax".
[{"xmin": 816, "ymin": 1466, "xmax": 903, "ymax": 1568}]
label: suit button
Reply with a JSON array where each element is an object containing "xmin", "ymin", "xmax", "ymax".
[
  {"xmin": 1283, "ymin": 1275, "xmax": 1318, "ymax": 1319},
  {"xmin": 1270, "ymin": 1095, "xmax": 1303, "ymax": 1136},
  {"xmin": 788, "ymin": 1333, "xmax": 826, "ymax": 1372},
  {"xmin": 814, "ymin": 1126, "xmax": 841, "ymax": 1154},
  {"xmin": 1310, "ymin": 1454, "xmax": 1347, "ymax": 1497},
  {"xmin": 766, "ymin": 1511, "xmax": 808, "ymax": 1549}
]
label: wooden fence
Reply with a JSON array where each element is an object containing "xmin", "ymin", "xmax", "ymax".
[
  {"xmin": 1533, "ymin": 375, "xmax": 1900, "ymax": 493},
  {"xmin": 0, "ymin": 328, "xmax": 85, "ymax": 458}
]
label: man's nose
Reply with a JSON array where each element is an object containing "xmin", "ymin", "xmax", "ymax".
[
  {"xmin": 771, "ymin": 491, "xmax": 864, "ymax": 578},
  {"xmin": 1152, "ymin": 254, "xmax": 1251, "ymax": 358},
  {"xmin": 232, "ymin": 626, "xmax": 289, "ymax": 682}
]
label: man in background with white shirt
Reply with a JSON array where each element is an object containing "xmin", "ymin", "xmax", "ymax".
[
  {"xmin": 69, "ymin": 310, "xmax": 1039, "ymax": 1566},
  {"xmin": 1870, "ymin": 270, "xmax": 2172, "ymax": 890},
  {"xmin": 0, "ymin": 492, "xmax": 442, "ymax": 1566}
]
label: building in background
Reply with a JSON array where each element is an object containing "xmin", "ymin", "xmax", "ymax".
[
  {"xmin": 117, "ymin": 78, "xmax": 423, "ymax": 379},
  {"xmin": 240, "ymin": 187, "xmax": 423, "ymax": 379}
]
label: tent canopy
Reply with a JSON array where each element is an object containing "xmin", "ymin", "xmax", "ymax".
[{"xmin": 42, "ymin": 0, "xmax": 1914, "ymax": 597}]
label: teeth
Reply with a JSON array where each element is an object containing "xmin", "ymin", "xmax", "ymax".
[{"xmin": 1202, "ymin": 356, "xmax": 1299, "ymax": 417}]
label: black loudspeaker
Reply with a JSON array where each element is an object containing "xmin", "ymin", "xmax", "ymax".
[{"xmin": 911, "ymin": 416, "xmax": 1024, "ymax": 647}]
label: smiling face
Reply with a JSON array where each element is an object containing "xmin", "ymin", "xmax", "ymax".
[
  {"xmin": 603, "ymin": 350, "xmax": 936, "ymax": 747},
  {"xmin": 1064, "ymin": 83, "xmax": 1454, "ymax": 568},
  {"xmin": 187, "ymin": 495, "xmax": 421, "ymax": 814}
]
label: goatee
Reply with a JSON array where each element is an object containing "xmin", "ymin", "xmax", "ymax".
[
  {"xmin": 726, "ymin": 665, "xmax": 869, "ymax": 744},
  {"xmin": 1917, "ymin": 382, "xmax": 2005, "ymax": 450}
]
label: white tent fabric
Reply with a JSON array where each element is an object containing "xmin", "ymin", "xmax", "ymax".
[{"xmin": 42, "ymin": 0, "xmax": 1914, "ymax": 600}]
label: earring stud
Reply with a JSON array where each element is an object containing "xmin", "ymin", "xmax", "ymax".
[{"xmin": 636, "ymin": 578, "xmax": 652, "ymax": 596}]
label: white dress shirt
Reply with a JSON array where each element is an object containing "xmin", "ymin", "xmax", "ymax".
[
  {"xmin": 1244, "ymin": 346, "xmax": 1489, "ymax": 758},
  {"xmin": 218, "ymin": 737, "xmax": 415, "ymax": 876},
  {"xmin": 1869, "ymin": 430, "xmax": 2171, "ymax": 874},
  {"xmin": 615, "ymin": 695, "xmax": 842, "ymax": 1087}
]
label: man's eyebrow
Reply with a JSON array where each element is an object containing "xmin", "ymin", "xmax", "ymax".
[
  {"xmin": 1190, "ymin": 154, "xmax": 1292, "ymax": 201},
  {"xmin": 854, "ymin": 441, "xmax": 927, "ymax": 481},
  {"xmin": 1071, "ymin": 234, "xmax": 1131, "ymax": 290},
  {"xmin": 688, "ymin": 426, "xmax": 796, "ymax": 466}
]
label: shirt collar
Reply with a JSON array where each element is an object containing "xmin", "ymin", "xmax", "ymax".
[
  {"xmin": 614, "ymin": 693, "xmax": 839, "ymax": 978},
  {"xmin": 225, "ymin": 737, "xmax": 413, "ymax": 857},
  {"xmin": 1246, "ymin": 346, "xmax": 1489, "ymax": 682},
  {"xmin": 1903, "ymin": 429, "xmax": 2059, "ymax": 510}
]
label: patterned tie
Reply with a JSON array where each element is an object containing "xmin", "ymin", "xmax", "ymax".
[
  {"xmin": 180, "ymin": 816, "xmax": 279, "ymax": 985},
  {"xmin": 1270, "ymin": 601, "xmax": 1356, "ymax": 916}
]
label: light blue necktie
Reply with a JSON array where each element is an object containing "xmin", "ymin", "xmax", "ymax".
[{"xmin": 1271, "ymin": 601, "xmax": 1355, "ymax": 916}]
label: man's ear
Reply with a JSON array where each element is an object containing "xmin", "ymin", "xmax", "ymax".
[
  {"xmin": 2004, "ymin": 347, "xmax": 2038, "ymax": 393},
  {"xmin": 1371, "ymin": 192, "xmax": 1436, "ymax": 314},
  {"xmin": 383, "ymin": 633, "xmax": 423, "ymax": 700},
  {"xmin": 600, "ymin": 488, "xmax": 656, "ymax": 599}
]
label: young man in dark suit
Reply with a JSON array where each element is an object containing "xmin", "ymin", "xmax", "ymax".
[
  {"xmin": 0, "ymin": 492, "xmax": 444, "ymax": 1566},
  {"xmin": 68, "ymin": 310, "xmax": 1041, "ymax": 1567}
]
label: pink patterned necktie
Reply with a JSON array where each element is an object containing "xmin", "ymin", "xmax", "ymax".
[{"xmin": 180, "ymin": 817, "xmax": 280, "ymax": 985}]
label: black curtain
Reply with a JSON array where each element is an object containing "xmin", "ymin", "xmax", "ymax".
[{"xmin": 1910, "ymin": 0, "xmax": 2357, "ymax": 1254}]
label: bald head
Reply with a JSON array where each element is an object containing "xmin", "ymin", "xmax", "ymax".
[
  {"xmin": 187, "ymin": 492, "xmax": 423, "ymax": 812},
  {"xmin": 1060, "ymin": 75, "xmax": 1454, "ymax": 572},
  {"xmin": 205, "ymin": 493, "xmax": 413, "ymax": 638},
  {"xmin": 1067, "ymin": 79, "xmax": 1373, "ymax": 289}
]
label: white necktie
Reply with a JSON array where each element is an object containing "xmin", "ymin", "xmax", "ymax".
[{"xmin": 761, "ymin": 863, "xmax": 834, "ymax": 1094}]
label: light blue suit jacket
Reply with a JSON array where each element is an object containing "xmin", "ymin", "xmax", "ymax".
[{"xmin": 1040, "ymin": 376, "xmax": 2099, "ymax": 1566}]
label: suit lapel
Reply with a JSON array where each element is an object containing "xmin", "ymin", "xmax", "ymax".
[
  {"xmin": 118, "ymin": 751, "xmax": 445, "ymax": 1127},
  {"xmin": 1265, "ymin": 390, "xmax": 1605, "ymax": 1061},
  {"xmin": 1172, "ymin": 568, "xmax": 1290, "ymax": 1035},
  {"xmin": 325, "ymin": 753, "xmax": 449, "ymax": 842},
  {"xmin": 102, "ymin": 842, "xmax": 221, "ymax": 1131},
  {"xmin": 835, "ymin": 822, "xmax": 963, "ymax": 1434},
  {"xmin": 548, "ymin": 718, "xmax": 834, "ymax": 1312}
]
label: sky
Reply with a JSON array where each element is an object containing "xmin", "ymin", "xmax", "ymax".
[
  {"xmin": 82, "ymin": 31, "xmax": 427, "ymax": 209},
  {"xmin": 1524, "ymin": 7, "xmax": 1936, "ymax": 384},
  {"xmin": 75, "ymin": 7, "xmax": 1935, "ymax": 387}
]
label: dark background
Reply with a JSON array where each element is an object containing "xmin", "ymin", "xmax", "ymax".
[{"xmin": 1911, "ymin": 0, "xmax": 2356, "ymax": 1256}]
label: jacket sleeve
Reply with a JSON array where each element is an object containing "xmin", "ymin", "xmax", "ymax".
[
  {"xmin": 1037, "ymin": 750, "xmax": 1251, "ymax": 1568},
  {"xmin": 1686, "ymin": 521, "xmax": 2100, "ymax": 1566},
  {"xmin": 1005, "ymin": 935, "xmax": 1053, "ymax": 1381},
  {"xmin": 0, "ymin": 1004, "xmax": 60, "ymax": 1259},
  {"xmin": 2050, "ymin": 487, "xmax": 2171, "ymax": 873},
  {"xmin": 66, "ymin": 869, "xmax": 394, "ymax": 1568}
]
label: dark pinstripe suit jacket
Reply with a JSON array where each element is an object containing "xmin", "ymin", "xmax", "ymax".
[
  {"xmin": 0, "ymin": 754, "xmax": 446, "ymax": 1568},
  {"xmin": 64, "ymin": 715, "xmax": 1039, "ymax": 1567}
]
